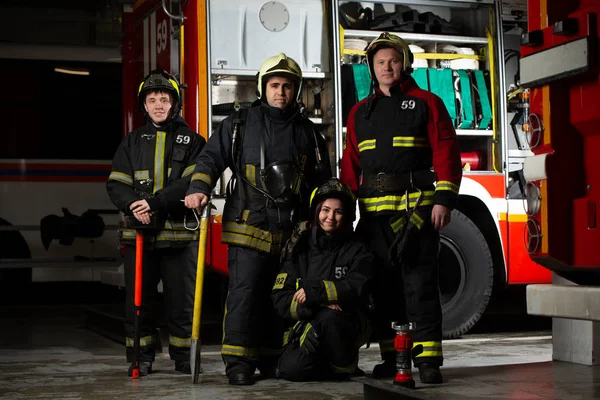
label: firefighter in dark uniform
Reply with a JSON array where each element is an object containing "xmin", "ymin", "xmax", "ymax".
[
  {"xmin": 107, "ymin": 70, "xmax": 206, "ymax": 377},
  {"xmin": 184, "ymin": 53, "xmax": 331, "ymax": 385},
  {"xmin": 272, "ymin": 178, "xmax": 373, "ymax": 381},
  {"xmin": 340, "ymin": 32, "xmax": 462, "ymax": 384}
]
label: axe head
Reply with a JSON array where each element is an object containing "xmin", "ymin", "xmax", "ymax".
[{"xmin": 190, "ymin": 339, "xmax": 203, "ymax": 384}]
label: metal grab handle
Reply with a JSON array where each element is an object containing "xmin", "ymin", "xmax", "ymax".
[
  {"xmin": 162, "ymin": 0, "xmax": 185, "ymax": 23},
  {"xmin": 184, "ymin": 210, "xmax": 201, "ymax": 231},
  {"xmin": 181, "ymin": 199, "xmax": 200, "ymax": 231}
]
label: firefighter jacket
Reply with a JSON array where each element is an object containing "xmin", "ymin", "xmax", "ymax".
[
  {"xmin": 272, "ymin": 227, "xmax": 373, "ymax": 322},
  {"xmin": 107, "ymin": 116, "xmax": 206, "ymax": 248},
  {"xmin": 340, "ymin": 76, "xmax": 462, "ymax": 215},
  {"xmin": 187, "ymin": 101, "xmax": 331, "ymax": 254}
]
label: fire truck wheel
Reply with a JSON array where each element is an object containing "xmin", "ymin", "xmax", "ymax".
[{"xmin": 439, "ymin": 210, "xmax": 493, "ymax": 339}]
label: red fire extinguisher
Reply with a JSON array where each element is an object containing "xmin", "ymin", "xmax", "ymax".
[{"xmin": 392, "ymin": 322, "xmax": 415, "ymax": 389}]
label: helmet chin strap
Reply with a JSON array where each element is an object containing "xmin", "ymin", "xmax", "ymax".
[{"xmin": 148, "ymin": 108, "xmax": 178, "ymax": 127}]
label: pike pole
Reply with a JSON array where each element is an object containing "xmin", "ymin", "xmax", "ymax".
[
  {"xmin": 131, "ymin": 231, "xmax": 144, "ymax": 379},
  {"xmin": 191, "ymin": 200, "xmax": 211, "ymax": 383}
]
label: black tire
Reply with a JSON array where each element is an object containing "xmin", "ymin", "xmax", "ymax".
[{"xmin": 439, "ymin": 210, "xmax": 494, "ymax": 339}]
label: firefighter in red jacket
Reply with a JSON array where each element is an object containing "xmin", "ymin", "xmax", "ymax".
[{"xmin": 340, "ymin": 32, "xmax": 462, "ymax": 384}]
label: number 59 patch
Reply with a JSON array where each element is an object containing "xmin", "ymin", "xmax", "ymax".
[{"xmin": 272, "ymin": 273, "xmax": 288, "ymax": 290}]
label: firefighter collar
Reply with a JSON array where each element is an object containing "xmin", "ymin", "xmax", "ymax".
[{"xmin": 260, "ymin": 99, "xmax": 301, "ymax": 122}]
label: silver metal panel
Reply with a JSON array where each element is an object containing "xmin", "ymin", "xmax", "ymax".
[
  {"xmin": 211, "ymin": 69, "xmax": 327, "ymax": 79},
  {"xmin": 495, "ymin": 0, "xmax": 509, "ymax": 186},
  {"xmin": 332, "ymin": 0, "xmax": 343, "ymax": 178},
  {"xmin": 342, "ymin": 0, "xmax": 494, "ymax": 6},
  {"xmin": 344, "ymin": 29, "xmax": 488, "ymax": 44},
  {"xmin": 206, "ymin": 0, "xmax": 214, "ymax": 140},
  {"xmin": 520, "ymin": 37, "xmax": 590, "ymax": 88}
]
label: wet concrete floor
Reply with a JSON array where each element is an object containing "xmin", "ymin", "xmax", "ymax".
[{"xmin": 1, "ymin": 305, "xmax": 598, "ymax": 399}]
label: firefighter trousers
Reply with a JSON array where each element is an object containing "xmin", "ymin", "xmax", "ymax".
[
  {"xmin": 221, "ymin": 245, "xmax": 283, "ymax": 376},
  {"xmin": 124, "ymin": 244, "xmax": 197, "ymax": 362},
  {"xmin": 278, "ymin": 308, "xmax": 362, "ymax": 381},
  {"xmin": 356, "ymin": 214, "xmax": 443, "ymax": 367}
]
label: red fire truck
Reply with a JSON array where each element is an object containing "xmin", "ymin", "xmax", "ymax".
[
  {"xmin": 521, "ymin": 0, "xmax": 599, "ymax": 282},
  {"xmin": 119, "ymin": 0, "xmax": 552, "ymax": 338}
]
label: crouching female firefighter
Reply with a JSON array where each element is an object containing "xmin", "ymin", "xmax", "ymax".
[
  {"xmin": 272, "ymin": 178, "xmax": 373, "ymax": 381},
  {"xmin": 184, "ymin": 53, "xmax": 331, "ymax": 385},
  {"xmin": 340, "ymin": 32, "xmax": 463, "ymax": 384}
]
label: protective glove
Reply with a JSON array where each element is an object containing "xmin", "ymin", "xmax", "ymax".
[
  {"xmin": 301, "ymin": 326, "xmax": 320, "ymax": 355},
  {"xmin": 280, "ymin": 221, "xmax": 311, "ymax": 262}
]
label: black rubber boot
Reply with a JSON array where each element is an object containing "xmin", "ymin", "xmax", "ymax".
[
  {"xmin": 371, "ymin": 358, "xmax": 396, "ymax": 378},
  {"xmin": 228, "ymin": 369, "xmax": 254, "ymax": 385},
  {"xmin": 417, "ymin": 363, "xmax": 443, "ymax": 384},
  {"xmin": 127, "ymin": 361, "xmax": 152, "ymax": 377},
  {"xmin": 175, "ymin": 360, "xmax": 192, "ymax": 374}
]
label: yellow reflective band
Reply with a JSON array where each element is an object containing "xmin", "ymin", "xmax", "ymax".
[
  {"xmin": 436, "ymin": 180, "xmax": 460, "ymax": 194},
  {"xmin": 323, "ymin": 280, "xmax": 338, "ymax": 302},
  {"xmin": 221, "ymin": 232, "xmax": 271, "ymax": 253},
  {"xmin": 122, "ymin": 229, "xmax": 199, "ymax": 241},
  {"xmin": 221, "ymin": 344, "xmax": 260, "ymax": 358},
  {"xmin": 290, "ymin": 298, "xmax": 299, "ymax": 320},
  {"xmin": 182, "ymin": 165, "xmax": 195, "ymax": 177},
  {"xmin": 358, "ymin": 139, "xmax": 376, "ymax": 152},
  {"xmin": 379, "ymin": 338, "xmax": 395, "ymax": 354},
  {"xmin": 283, "ymin": 328, "xmax": 292, "ymax": 346},
  {"xmin": 409, "ymin": 212, "xmax": 424, "ymax": 229},
  {"xmin": 390, "ymin": 215, "xmax": 406, "ymax": 233},
  {"xmin": 153, "ymin": 131, "xmax": 166, "ymax": 193},
  {"xmin": 222, "ymin": 221, "xmax": 272, "ymax": 241},
  {"xmin": 222, "ymin": 291, "xmax": 229, "ymax": 345},
  {"xmin": 169, "ymin": 335, "xmax": 191, "ymax": 348},
  {"xmin": 191, "ymin": 172, "xmax": 212, "ymax": 185},
  {"xmin": 134, "ymin": 170, "xmax": 150, "ymax": 180},
  {"xmin": 360, "ymin": 191, "xmax": 435, "ymax": 213},
  {"xmin": 222, "ymin": 221, "xmax": 276, "ymax": 253},
  {"xmin": 273, "ymin": 273, "xmax": 287, "ymax": 290},
  {"xmin": 168, "ymin": 78, "xmax": 180, "ymax": 96},
  {"xmin": 299, "ymin": 323, "xmax": 314, "ymax": 347},
  {"xmin": 330, "ymin": 359, "xmax": 358, "ymax": 373},
  {"xmin": 418, "ymin": 350, "xmax": 443, "ymax": 357},
  {"xmin": 413, "ymin": 341, "xmax": 443, "ymax": 358},
  {"xmin": 109, "ymin": 171, "xmax": 133, "ymax": 186},
  {"xmin": 126, "ymin": 335, "xmax": 153, "ymax": 347},
  {"xmin": 168, "ymin": 167, "xmax": 172, "ymax": 177},
  {"xmin": 392, "ymin": 136, "xmax": 429, "ymax": 148},
  {"xmin": 245, "ymin": 164, "xmax": 257, "ymax": 185}
]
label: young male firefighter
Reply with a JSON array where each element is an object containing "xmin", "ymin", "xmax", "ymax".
[
  {"xmin": 184, "ymin": 53, "xmax": 331, "ymax": 386},
  {"xmin": 272, "ymin": 178, "xmax": 373, "ymax": 381},
  {"xmin": 340, "ymin": 32, "xmax": 462, "ymax": 384},
  {"xmin": 107, "ymin": 70, "xmax": 206, "ymax": 377}
]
